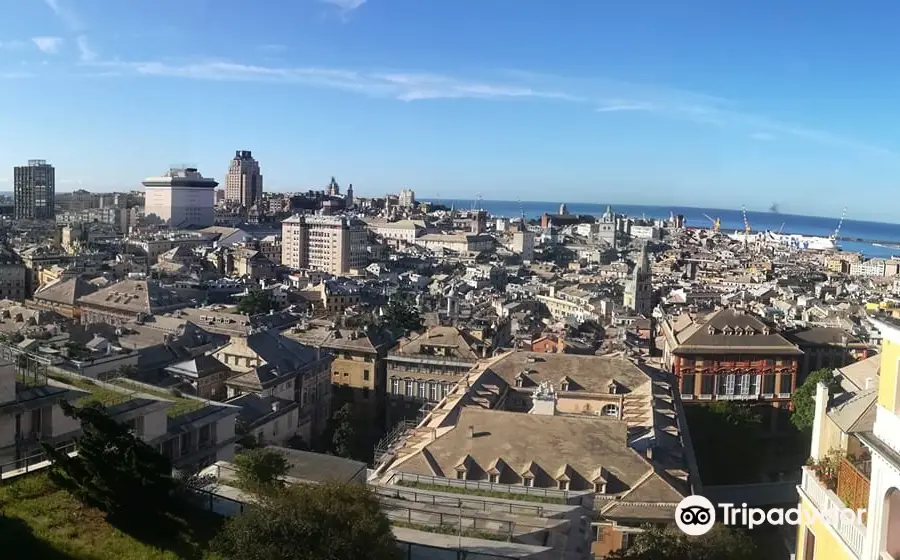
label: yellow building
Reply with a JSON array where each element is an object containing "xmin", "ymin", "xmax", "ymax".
[{"xmin": 795, "ymin": 313, "xmax": 900, "ymax": 560}]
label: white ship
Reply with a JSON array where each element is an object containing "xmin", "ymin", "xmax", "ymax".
[{"xmin": 727, "ymin": 230, "xmax": 835, "ymax": 250}]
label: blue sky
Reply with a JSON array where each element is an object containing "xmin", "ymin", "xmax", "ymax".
[{"xmin": 2, "ymin": 0, "xmax": 900, "ymax": 221}]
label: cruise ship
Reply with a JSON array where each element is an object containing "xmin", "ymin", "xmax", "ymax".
[{"xmin": 727, "ymin": 230, "xmax": 836, "ymax": 250}]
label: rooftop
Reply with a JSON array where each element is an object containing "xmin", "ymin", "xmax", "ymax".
[{"xmin": 47, "ymin": 372, "xmax": 207, "ymax": 417}]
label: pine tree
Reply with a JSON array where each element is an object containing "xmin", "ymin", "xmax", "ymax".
[{"xmin": 43, "ymin": 401, "xmax": 175, "ymax": 521}]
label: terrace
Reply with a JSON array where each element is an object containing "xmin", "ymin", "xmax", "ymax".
[{"xmin": 47, "ymin": 371, "xmax": 207, "ymax": 418}]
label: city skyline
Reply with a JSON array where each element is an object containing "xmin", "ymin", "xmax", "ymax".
[{"xmin": 3, "ymin": 1, "xmax": 900, "ymax": 220}]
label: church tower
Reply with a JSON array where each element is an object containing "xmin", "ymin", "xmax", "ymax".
[{"xmin": 624, "ymin": 242, "xmax": 653, "ymax": 316}]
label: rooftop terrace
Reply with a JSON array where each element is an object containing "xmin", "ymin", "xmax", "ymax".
[{"xmin": 47, "ymin": 371, "xmax": 207, "ymax": 417}]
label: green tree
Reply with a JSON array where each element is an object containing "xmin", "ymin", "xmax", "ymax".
[
  {"xmin": 213, "ymin": 481, "xmax": 397, "ymax": 560},
  {"xmin": 42, "ymin": 401, "xmax": 175, "ymax": 522},
  {"xmin": 792, "ymin": 368, "xmax": 841, "ymax": 432},
  {"xmin": 233, "ymin": 448, "xmax": 290, "ymax": 493},
  {"xmin": 605, "ymin": 525, "xmax": 761, "ymax": 560},
  {"xmin": 684, "ymin": 402, "xmax": 763, "ymax": 484},
  {"xmin": 331, "ymin": 403, "xmax": 358, "ymax": 459},
  {"xmin": 381, "ymin": 298, "xmax": 423, "ymax": 335},
  {"xmin": 237, "ymin": 290, "xmax": 274, "ymax": 316}
]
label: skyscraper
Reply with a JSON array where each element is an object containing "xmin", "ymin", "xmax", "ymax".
[
  {"xmin": 14, "ymin": 160, "xmax": 55, "ymax": 220},
  {"xmin": 225, "ymin": 150, "xmax": 263, "ymax": 207}
]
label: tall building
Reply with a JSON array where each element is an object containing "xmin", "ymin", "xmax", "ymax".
[
  {"xmin": 281, "ymin": 214, "xmax": 368, "ymax": 275},
  {"xmin": 143, "ymin": 167, "xmax": 217, "ymax": 228},
  {"xmin": 327, "ymin": 177, "xmax": 340, "ymax": 197},
  {"xmin": 224, "ymin": 150, "xmax": 263, "ymax": 207},
  {"xmin": 398, "ymin": 188, "xmax": 415, "ymax": 208},
  {"xmin": 794, "ymin": 314, "xmax": 900, "ymax": 560},
  {"xmin": 623, "ymin": 241, "xmax": 653, "ymax": 316},
  {"xmin": 14, "ymin": 159, "xmax": 55, "ymax": 220}
]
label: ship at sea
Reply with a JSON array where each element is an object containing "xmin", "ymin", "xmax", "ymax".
[{"xmin": 726, "ymin": 230, "xmax": 837, "ymax": 250}]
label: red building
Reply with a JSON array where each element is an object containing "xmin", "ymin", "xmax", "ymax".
[{"xmin": 660, "ymin": 308, "xmax": 803, "ymax": 412}]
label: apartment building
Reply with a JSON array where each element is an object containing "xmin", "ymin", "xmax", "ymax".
[
  {"xmin": 371, "ymin": 350, "xmax": 695, "ymax": 559},
  {"xmin": 213, "ymin": 329, "xmax": 333, "ymax": 447},
  {"xmin": 0, "ymin": 356, "xmax": 239, "ymax": 472},
  {"xmin": 794, "ymin": 313, "xmax": 900, "ymax": 560},
  {"xmin": 14, "ymin": 160, "xmax": 55, "ymax": 221},
  {"xmin": 281, "ymin": 214, "xmax": 369, "ymax": 275},
  {"xmin": 660, "ymin": 308, "xmax": 803, "ymax": 414},
  {"xmin": 224, "ymin": 150, "xmax": 263, "ymax": 208},
  {"xmin": 0, "ymin": 245, "xmax": 26, "ymax": 301}
]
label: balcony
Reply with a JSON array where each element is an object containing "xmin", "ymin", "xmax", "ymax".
[
  {"xmin": 799, "ymin": 466, "xmax": 866, "ymax": 559},
  {"xmin": 837, "ymin": 454, "xmax": 871, "ymax": 524}
]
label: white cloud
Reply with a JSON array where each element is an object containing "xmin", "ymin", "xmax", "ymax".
[
  {"xmin": 32, "ymin": 36, "xmax": 64, "ymax": 54},
  {"xmin": 78, "ymin": 56, "xmax": 898, "ymax": 160},
  {"xmin": 44, "ymin": 0, "xmax": 84, "ymax": 31},
  {"xmin": 322, "ymin": 0, "xmax": 367, "ymax": 12},
  {"xmin": 76, "ymin": 36, "xmax": 97, "ymax": 61}
]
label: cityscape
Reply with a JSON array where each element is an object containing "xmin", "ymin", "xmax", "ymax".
[
  {"xmin": 5, "ymin": 1, "xmax": 900, "ymax": 559},
  {"xmin": 0, "ymin": 148, "xmax": 898, "ymax": 560}
]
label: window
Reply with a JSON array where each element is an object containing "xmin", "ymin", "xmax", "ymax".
[
  {"xmin": 762, "ymin": 373, "xmax": 776, "ymax": 394},
  {"xmin": 489, "ymin": 474, "xmax": 499, "ymax": 484},
  {"xmin": 391, "ymin": 378, "xmax": 399, "ymax": 394},
  {"xmin": 700, "ymin": 375, "xmax": 715, "ymax": 395},
  {"xmin": 429, "ymin": 381, "xmax": 439, "ymax": 402},
  {"xmin": 363, "ymin": 370, "xmax": 370, "ymax": 381},
  {"xmin": 405, "ymin": 380, "xmax": 414, "ymax": 397},
  {"xmin": 523, "ymin": 476, "xmax": 534, "ymax": 487},
  {"xmin": 681, "ymin": 374, "xmax": 695, "ymax": 394},
  {"xmin": 456, "ymin": 469, "xmax": 466, "ymax": 480},
  {"xmin": 734, "ymin": 374, "xmax": 743, "ymax": 395},
  {"xmin": 558, "ymin": 480, "xmax": 569, "ymax": 491},
  {"xmin": 418, "ymin": 383, "xmax": 427, "ymax": 399},
  {"xmin": 749, "ymin": 374, "xmax": 759, "ymax": 395},
  {"xmin": 779, "ymin": 373, "xmax": 793, "ymax": 394},
  {"xmin": 803, "ymin": 528, "xmax": 816, "ymax": 560},
  {"xmin": 601, "ymin": 404, "xmax": 619, "ymax": 417}
]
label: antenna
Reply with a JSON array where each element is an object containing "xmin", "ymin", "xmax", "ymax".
[
  {"xmin": 518, "ymin": 199, "xmax": 525, "ymax": 222},
  {"xmin": 741, "ymin": 206, "xmax": 752, "ymax": 234}
]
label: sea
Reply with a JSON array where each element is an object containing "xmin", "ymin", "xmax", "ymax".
[{"xmin": 433, "ymin": 199, "xmax": 900, "ymax": 259}]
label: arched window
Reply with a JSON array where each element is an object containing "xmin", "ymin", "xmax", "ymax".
[{"xmin": 601, "ymin": 404, "xmax": 619, "ymax": 417}]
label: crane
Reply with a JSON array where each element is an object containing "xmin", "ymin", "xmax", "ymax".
[
  {"xmin": 830, "ymin": 207, "xmax": 847, "ymax": 241},
  {"xmin": 702, "ymin": 213, "xmax": 721, "ymax": 233},
  {"xmin": 741, "ymin": 206, "xmax": 752, "ymax": 234}
]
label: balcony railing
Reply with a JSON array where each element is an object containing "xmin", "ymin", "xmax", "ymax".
[{"xmin": 799, "ymin": 467, "xmax": 865, "ymax": 559}]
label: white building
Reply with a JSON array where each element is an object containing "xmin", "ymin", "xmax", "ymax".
[
  {"xmin": 143, "ymin": 167, "xmax": 217, "ymax": 228},
  {"xmin": 398, "ymin": 189, "xmax": 415, "ymax": 208},
  {"xmin": 850, "ymin": 259, "xmax": 886, "ymax": 277}
]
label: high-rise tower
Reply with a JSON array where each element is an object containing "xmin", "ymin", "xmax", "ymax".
[
  {"xmin": 225, "ymin": 150, "xmax": 263, "ymax": 207},
  {"xmin": 624, "ymin": 241, "xmax": 653, "ymax": 316},
  {"xmin": 14, "ymin": 160, "xmax": 55, "ymax": 220}
]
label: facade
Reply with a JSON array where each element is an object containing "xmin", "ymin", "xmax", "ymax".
[
  {"xmin": 512, "ymin": 229, "xmax": 536, "ymax": 263},
  {"xmin": 0, "ymin": 246, "xmax": 26, "ymax": 301},
  {"xmin": 398, "ymin": 188, "xmax": 415, "ymax": 207},
  {"xmin": 794, "ymin": 314, "xmax": 900, "ymax": 560},
  {"xmin": 281, "ymin": 214, "xmax": 369, "ymax": 275},
  {"xmin": 224, "ymin": 150, "xmax": 263, "ymax": 207},
  {"xmin": 14, "ymin": 160, "xmax": 55, "ymax": 220},
  {"xmin": 623, "ymin": 242, "xmax": 652, "ymax": 316},
  {"xmin": 660, "ymin": 308, "xmax": 803, "ymax": 413},
  {"xmin": 143, "ymin": 167, "xmax": 218, "ymax": 228}
]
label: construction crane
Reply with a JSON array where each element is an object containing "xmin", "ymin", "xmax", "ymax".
[
  {"xmin": 830, "ymin": 207, "xmax": 848, "ymax": 241},
  {"xmin": 702, "ymin": 213, "xmax": 721, "ymax": 233},
  {"xmin": 741, "ymin": 206, "xmax": 752, "ymax": 234}
]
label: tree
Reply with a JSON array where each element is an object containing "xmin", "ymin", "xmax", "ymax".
[
  {"xmin": 331, "ymin": 403, "xmax": 358, "ymax": 460},
  {"xmin": 213, "ymin": 481, "xmax": 397, "ymax": 560},
  {"xmin": 43, "ymin": 401, "xmax": 175, "ymax": 522},
  {"xmin": 381, "ymin": 298, "xmax": 423, "ymax": 335},
  {"xmin": 605, "ymin": 525, "xmax": 761, "ymax": 560},
  {"xmin": 237, "ymin": 290, "xmax": 273, "ymax": 316},
  {"xmin": 684, "ymin": 402, "xmax": 763, "ymax": 484},
  {"xmin": 233, "ymin": 448, "xmax": 289, "ymax": 493},
  {"xmin": 792, "ymin": 368, "xmax": 841, "ymax": 432}
]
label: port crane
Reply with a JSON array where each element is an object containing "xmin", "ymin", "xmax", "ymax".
[
  {"xmin": 702, "ymin": 213, "xmax": 721, "ymax": 233},
  {"xmin": 829, "ymin": 207, "xmax": 847, "ymax": 242}
]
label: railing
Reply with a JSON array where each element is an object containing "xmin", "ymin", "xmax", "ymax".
[
  {"xmin": 837, "ymin": 457, "xmax": 870, "ymax": 524},
  {"xmin": 391, "ymin": 472, "xmax": 577, "ymax": 504},
  {"xmin": 799, "ymin": 467, "xmax": 865, "ymax": 559},
  {"xmin": 382, "ymin": 501, "xmax": 517, "ymax": 541},
  {"xmin": 373, "ymin": 420, "xmax": 418, "ymax": 466},
  {"xmin": 0, "ymin": 441, "xmax": 78, "ymax": 480},
  {"xmin": 189, "ymin": 488, "xmax": 248, "ymax": 517},
  {"xmin": 373, "ymin": 485, "xmax": 546, "ymax": 517}
]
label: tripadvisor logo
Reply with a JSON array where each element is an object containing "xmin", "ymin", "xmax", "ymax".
[{"xmin": 675, "ymin": 495, "xmax": 865, "ymax": 535}]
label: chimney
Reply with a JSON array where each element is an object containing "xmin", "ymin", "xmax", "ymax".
[
  {"xmin": 810, "ymin": 382, "xmax": 830, "ymax": 462},
  {"xmin": 271, "ymin": 401, "xmax": 280, "ymax": 413},
  {"xmin": 646, "ymin": 446, "xmax": 653, "ymax": 460},
  {"xmin": 865, "ymin": 377, "xmax": 873, "ymax": 390},
  {"xmin": 468, "ymin": 425, "xmax": 475, "ymax": 438}
]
